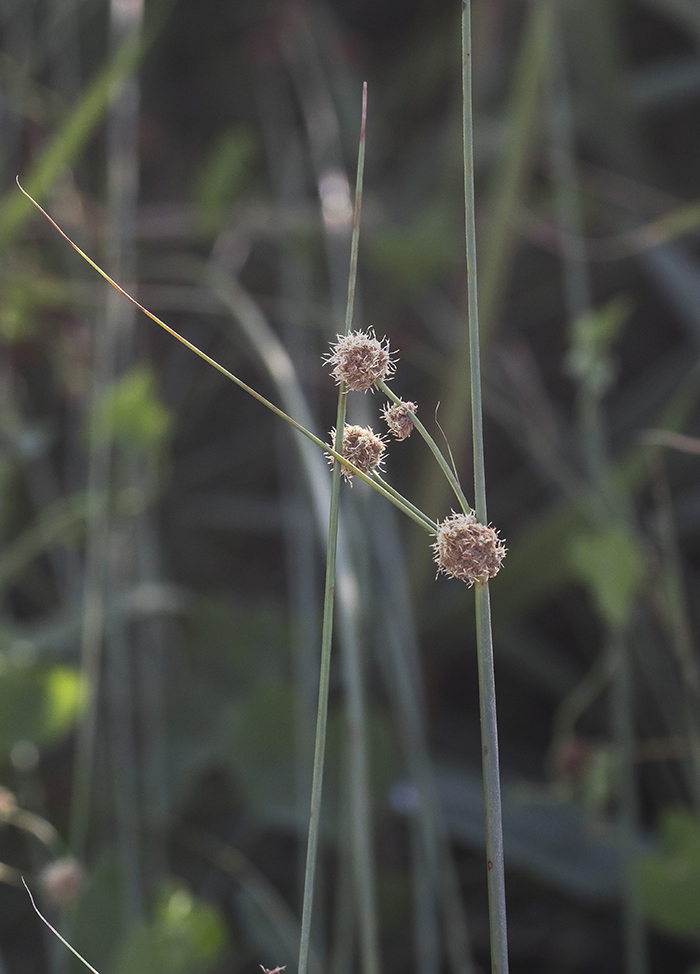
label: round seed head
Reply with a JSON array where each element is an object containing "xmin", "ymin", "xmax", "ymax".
[
  {"xmin": 382, "ymin": 400, "xmax": 417, "ymax": 440},
  {"xmin": 329, "ymin": 424, "xmax": 386, "ymax": 481},
  {"xmin": 325, "ymin": 330, "xmax": 395, "ymax": 392},
  {"xmin": 433, "ymin": 512, "xmax": 506, "ymax": 585}
]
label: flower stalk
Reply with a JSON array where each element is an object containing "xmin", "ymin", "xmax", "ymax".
[{"xmin": 462, "ymin": 3, "xmax": 509, "ymax": 972}]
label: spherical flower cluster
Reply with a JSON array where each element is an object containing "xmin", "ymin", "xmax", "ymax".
[
  {"xmin": 382, "ymin": 400, "xmax": 417, "ymax": 440},
  {"xmin": 325, "ymin": 330, "xmax": 395, "ymax": 392},
  {"xmin": 432, "ymin": 512, "xmax": 506, "ymax": 586},
  {"xmin": 329, "ymin": 424, "xmax": 386, "ymax": 482}
]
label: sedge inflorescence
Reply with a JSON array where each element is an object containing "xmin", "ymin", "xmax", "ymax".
[
  {"xmin": 326, "ymin": 329, "xmax": 395, "ymax": 392},
  {"xmin": 329, "ymin": 424, "xmax": 386, "ymax": 481},
  {"xmin": 433, "ymin": 512, "xmax": 506, "ymax": 586},
  {"xmin": 382, "ymin": 400, "xmax": 417, "ymax": 440}
]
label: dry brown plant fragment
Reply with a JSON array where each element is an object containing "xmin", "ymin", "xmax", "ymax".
[
  {"xmin": 382, "ymin": 400, "xmax": 417, "ymax": 440},
  {"xmin": 329, "ymin": 424, "xmax": 386, "ymax": 481},
  {"xmin": 433, "ymin": 512, "xmax": 506, "ymax": 585}
]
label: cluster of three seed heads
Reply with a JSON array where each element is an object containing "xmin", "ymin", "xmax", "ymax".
[{"xmin": 325, "ymin": 330, "xmax": 505, "ymax": 586}]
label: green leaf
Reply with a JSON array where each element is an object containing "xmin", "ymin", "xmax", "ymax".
[
  {"xmin": 369, "ymin": 204, "xmax": 459, "ymax": 292},
  {"xmin": 568, "ymin": 527, "xmax": 645, "ymax": 627},
  {"xmin": 112, "ymin": 882, "xmax": 228, "ymax": 974},
  {"xmin": 639, "ymin": 808, "xmax": 700, "ymax": 935},
  {"xmin": 193, "ymin": 126, "xmax": 258, "ymax": 234},
  {"xmin": 91, "ymin": 365, "xmax": 171, "ymax": 454},
  {"xmin": 0, "ymin": 663, "xmax": 87, "ymax": 755},
  {"xmin": 45, "ymin": 665, "xmax": 89, "ymax": 736},
  {"xmin": 0, "ymin": 27, "xmax": 147, "ymax": 249},
  {"xmin": 566, "ymin": 297, "xmax": 632, "ymax": 397}
]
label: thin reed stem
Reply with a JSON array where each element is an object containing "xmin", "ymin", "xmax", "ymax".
[
  {"xmin": 372, "ymin": 473, "xmax": 437, "ymax": 534},
  {"xmin": 15, "ymin": 179, "xmax": 432, "ymax": 536},
  {"xmin": 298, "ymin": 82, "xmax": 368, "ymax": 974},
  {"xmin": 462, "ymin": 5, "xmax": 509, "ymax": 973},
  {"xmin": 377, "ymin": 380, "xmax": 472, "ymax": 517},
  {"xmin": 609, "ymin": 627, "xmax": 648, "ymax": 974}
]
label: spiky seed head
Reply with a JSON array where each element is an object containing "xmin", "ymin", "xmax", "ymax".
[
  {"xmin": 325, "ymin": 329, "xmax": 395, "ymax": 392},
  {"xmin": 39, "ymin": 857, "xmax": 85, "ymax": 906},
  {"xmin": 432, "ymin": 512, "xmax": 506, "ymax": 586},
  {"xmin": 382, "ymin": 400, "xmax": 417, "ymax": 440},
  {"xmin": 329, "ymin": 424, "xmax": 386, "ymax": 481}
]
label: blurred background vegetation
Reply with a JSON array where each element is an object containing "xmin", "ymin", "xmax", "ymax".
[{"xmin": 2, "ymin": 0, "xmax": 700, "ymax": 972}]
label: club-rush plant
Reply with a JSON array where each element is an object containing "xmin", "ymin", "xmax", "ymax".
[{"xmin": 17, "ymin": 4, "xmax": 510, "ymax": 971}]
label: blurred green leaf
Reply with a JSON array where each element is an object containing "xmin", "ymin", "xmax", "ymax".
[
  {"xmin": 0, "ymin": 29, "xmax": 144, "ymax": 249},
  {"xmin": 0, "ymin": 663, "xmax": 87, "ymax": 754},
  {"xmin": 185, "ymin": 596, "xmax": 288, "ymax": 688},
  {"xmin": 193, "ymin": 126, "xmax": 258, "ymax": 235},
  {"xmin": 639, "ymin": 808, "xmax": 700, "ymax": 935},
  {"xmin": 92, "ymin": 365, "xmax": 171, "ymax": 454},
  {"xmin": 566, "ymin": 297, "xmax": 632, "ymax": 397},
  {"xmin": 69, "ymin": 859, "xmax": 123, "ymax": 974},
  {"xmin": 0, "ymin": 267, "xmax": 71, "ymax": 341},
  {"xmin": 112, "ymin": 881, "xmax": 228, "ymax": 974},
  {"xmin": 45, "ymin": 665, "xmax": 88, "ymax": 736},
  {"xmin": 568, "ymin": 527, "xmax": 645, "ymax": 627},
  {"xmin": 370, "ymin": 204, "xmax": 459, "ymax": 292},
  {"xmin": 218, "ymin": 681, "xmax": 398, "ymax": 827},
  {"xmin": 0, "ymin": 491, "xmax": 90, "ymax": 595}
]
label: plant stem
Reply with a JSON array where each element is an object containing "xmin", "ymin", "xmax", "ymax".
[
  {"xmin": 462, "ymin": 5, "xmax": 509, "ymax": 973},
  {"xmin": 377, "ymin": 380, "xmax": 471, "ymax": 516},
  {"xmin": 372, "ymin": 473, "xmax": 438, "ymax": 534},
  {"xmin": 609, "ymin": 627, "xmax": 648, "ymax": 974},
  {"xmin": 16, "ymin": 180, "xmax": 433, "ymax": 536},
  {"xmin": 298, "ymin": 82, "xmax": 368, "ymax": 974}
]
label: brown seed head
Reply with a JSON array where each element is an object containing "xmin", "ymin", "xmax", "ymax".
[
  {"xmin": 329, "ymin": 424, "xmax": 386, "ymax": 481},
  {"xmin": 382, "ymin": 400, "xmax": 417, "ymax": 440},
  {"xmin": 39, "ymin": 857, "xmax": 85, "ymax": 906},
  {"xmin": 325, "ymin": 330, "xmax": 395, "ymax": 392},
  {"xmin": 433, "ymin": 512, "xmax": 506, "ymax": 585}
]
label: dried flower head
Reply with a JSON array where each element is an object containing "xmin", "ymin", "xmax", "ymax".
[
  {"xmin": 325, "ymin": 329, "xmax": 395, "ymax": 392},
  {"xmin": 433, "ymin": 512, "xmax": 506, "ymax": 586},
  {"xmin": 329, "ymin": 424, "xmax": 386, "ymax": 481},
  {"xmin": 39, "ymin": 857, "xmax": 85, "ymax": 906},
  {"xmin": 382, "ymin": 400, "xmax": 417, "ymax": 440}
]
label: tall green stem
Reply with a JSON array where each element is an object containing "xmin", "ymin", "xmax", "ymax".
[
  {"xmin": 462, "ymin": 5, "xmax": 509, "ymax": 973},
  {"xmin": 298, "ymin": 83, "xmax": 368, "ymax": 974}
]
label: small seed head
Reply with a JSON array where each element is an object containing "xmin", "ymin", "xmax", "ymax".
[
  {"xmin": 329, "ymin": 424, "xmax": 386, "ymax": 481},
  {"xmin": 382, "ymin": 400, "xmax": 417, "ymax": 440},
  {"xmin": 325, "ymin": 330, "xmax": 395, "ymax": 392},
  {"xmin": 39, "ymin": 857, "xmax": 85, "ymax": 906},
  {"xmin": 433, "ymin": 512, "xmax": 506, "ymax": 586}
]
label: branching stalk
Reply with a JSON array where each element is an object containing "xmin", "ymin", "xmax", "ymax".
[{"xmin": 378, "ymin": 380, "xmax": 472, "ymax": 516}]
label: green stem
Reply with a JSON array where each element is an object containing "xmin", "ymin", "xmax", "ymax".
[
  {"xmin": 372, "ymin": 473, "xmax": 438, "ymax": 534},
  {"xmin": 16, "ymin": 180, "xmax": 433, "ymax": 536},
  {"xmin": 298, "ymin": 81, "xmax": 369, "ymax": 974},
  {"xmin": 609, "ymin": 627, "xmax": 648, "ymax": 974},
  {"xmin": 298, "ymin": 394, "xmax": 346, "ymax": 974},
  {"xmin": 462, "ymin": 5, "xmax": 509, "ymax": 973},
  {"xmin": 377, "ymin": 380, "xmax": 472, "ymax": 516}
]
